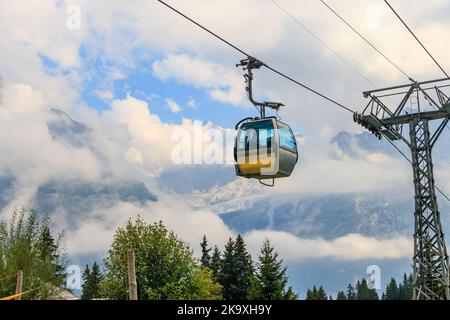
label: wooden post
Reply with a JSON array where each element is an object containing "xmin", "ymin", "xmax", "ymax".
[
  {"xmin": 127, "ymin": 249, "xmax": 138, "ymax": 300},
  {"xmin": 15, "ymin": 270, "xmax": 23, "ymax": 300}
]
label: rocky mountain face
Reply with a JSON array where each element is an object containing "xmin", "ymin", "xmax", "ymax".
[{"xmin": 158, "ymin": 130, "xmax": 450, "ymax": 240}]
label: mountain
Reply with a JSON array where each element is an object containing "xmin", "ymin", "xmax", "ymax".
[
  {"xmin": 48, "ymin": 109, "xmax": 92, "ymax": 148},
  {"xmin": 33, "ymin": 180, "xmax": 157, "ymax": 216},
  {"xmin": 159, "ymin": 130, "xmax": 450, "ymax": 241},
  {"xmin": 0, "ymin": 109, "xmax": 157, "ymax": 216}
]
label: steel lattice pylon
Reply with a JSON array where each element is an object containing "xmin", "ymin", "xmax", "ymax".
[
  {"xmin": 410, "ymin": 119, "xmax": 449, "ymax": 299},
  {"xmin": 354, "ymin": 78, "xmax": 450, "ymax": 300}
]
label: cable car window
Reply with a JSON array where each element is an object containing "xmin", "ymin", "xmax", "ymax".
[
  {"xmin": 237, "ymin": 120, "xmax": 274, "ymax": 151},
  {"xmin": 278, "ymin": 122, "xmax": 297, "ymax": 153}
]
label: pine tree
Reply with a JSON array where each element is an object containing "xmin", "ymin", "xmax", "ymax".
[
  {"xmin": 81, "ymin": 265, "xmax": 91, "ymax": 300},
  {"xmin": 90, "ymin": 262, "xmax": 102, "ymax": 299},
  {"xmin": 283, "ymin": 287, "xmax": 298, "ymax": 300},
  {"xmin": 407, "ymin": 274, "xmax": 414, "ymax": 299},
  {"xmin": 38, "ymin": 222, "xmax": 66, "ymax": 283},
  {"xmin": 356, "ymin": 279, "xmax": 379, "ymax": 300},
  {"xmin": 251, "ymin": 239, "xmax": 297, "ymax": 300},
  {"xmin": 317, "ymin": 286, "xmax": 328, "ymax": 300},
  {"xmin": 398, "ymin": 273, "xmax": 413, "ymax": 300},
  {"xmin": 220, "ymin": 237, "xmax": 236, "ymax": 300},
  {"xmin": 305, "ymin": 285, "xmax": 327, "ymax": 300},
  {"xmin": 81, "ymin": 262, "xmax": 102, "ymax": 300},
  {"xmin": 336, "ymin": 291, "xmax": 347, "ymax": 300},
  {"xmin": 230, "ymin": 235, "xmax": 254, "ymax": 300},
  {"xmin": 210, "ymin": 246, "xmax": 222, "ymax": 282},
  {"xmin": 346, "ymin": 283, "xmax": 356, "ymax": 300},
  {"xmin": 306, "ymin": 286, "xmax": 318, "ymax": 300},
  {"xmin": 200, "ymin": 235, "xmax": 211, "ymax": 268},
  {"xmin": 384, "ymin": 278, "xmax": 399, "ymax": 300}
]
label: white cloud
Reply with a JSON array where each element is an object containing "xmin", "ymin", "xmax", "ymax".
[
  {"xmin": 187, "ymin": 97, "xmax": 197, "ymax": 109},
  {"xmin": 244, "ymin": 231, "xmax": 412, "ymax": 261},
  {"xmin": 94, "ymin": 90, "xmax": 114, "ymax": 101},
  {"xmin": 62, "ymin": 197, "xmax": 234, "ymax": 257},
  {"xmin": 272, "ymin": 127, "xmax": 411, "ymax": 195},
  {"xmin": 165, "ymin": 98, "xmax": 182, "ymax": 113},
  {"xmin": 153, "ymin": 54, "xmax": 245, "ymax": 106}
]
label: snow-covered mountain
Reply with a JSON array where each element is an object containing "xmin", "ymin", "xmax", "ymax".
[{"xmin": 157, "ymin": 129, "xmax": 450, "ymax": 241}]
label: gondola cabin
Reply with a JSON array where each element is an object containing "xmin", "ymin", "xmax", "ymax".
[{"xmin": 234, "ymin": 117, "xmax": 298, "ymax": 180}]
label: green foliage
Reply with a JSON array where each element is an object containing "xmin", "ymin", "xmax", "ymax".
[
  {"xmin": 81, "ymin": 262, "xmax": 102, "ymax": 300},
  {"xmin": 306, "ymin": 285, "xmax": 327, "ymax": 300},
  {"xmin": 200, "ymin": 235, "xmax": 211, "ymax": 268},
  {"xmin": 99, "ymin": 217, "xmax": 221, "ymax": 300},
  {"xmin": 356, "ymin": 279, "xmax": 379, "ymax": 300},
  {"xmin": 219, "ymin": 235, "xmax": 254, "ymax": 300},
  {"xmin": 250, "ymin": 239, "xmax": 297, "ymax": 300},
  {"xmin": 398, "ymin": 273, "xmax": 413, "ymax": 300},
  {"xmin": 0, "ymin": 208, "xmax": 66, "ymax": 299},
  {"xmin": 346, "ymin": 283, "xmax": 356, "ymax": 300},
  {"xmin": 210, "ymin": 246, "xmax": 222, "ymax": 282},
  {"xmin": 384, "ymin": 278, "xmax": 399, "ymax": 300},
  {"xmin": 382, "ymin": 273, "xmax": 413, "ymax": 300},
  {"xmin": 190, "ymin": 267, "xmax": 223, "ymax": 300},
  {"xmin": 336, "ymin": 291, "xmax": 347, "ymax": 300}
]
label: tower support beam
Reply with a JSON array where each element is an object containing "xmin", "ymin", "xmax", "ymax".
[{"xmin": 409, "ymin": 119, "xmax": 450, "ymax": 300}]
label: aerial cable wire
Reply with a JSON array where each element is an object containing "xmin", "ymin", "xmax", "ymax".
[
  {"xmin": 271, "ymin": 0, "xmax": 378, "ymax": 88},
  {"xmin": 384, "ymin": 0, "xmax": 449, "ymax": 78},
  {"xmin": 382, "ymin": 1, "xmax": 450, "ymax": 137},
  {"xmin": 381, "ymin": 132, "xmax": 450, "ymax": 204},
  {"xmin": 320, "ymin": 0, "xmax": 414, "ymax": 82},
  {"xmin": 157, "ymin": 0, "xmax": 355, "ymax": 114}
]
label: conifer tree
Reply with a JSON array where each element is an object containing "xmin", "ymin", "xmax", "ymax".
[
  {"xmin": 305, "ymin": 285, "xmax": 327, "ymax": 300},
  {"xmin": 384, "ymin": 278, "xmax": 399, "ymax": 300},
  {"xmin": 200, "ymin": 235, "xmax": 211, "ymax": 268},
  {"xmin": 230, "ymin": 235, "xmax": 254, "ymax": 300},
  {"xmin": 220, "ymin": 238, "xmax": 236, "ymax": 300},
  {"xmin": 346, "ymin": 283, "xmax": 356, "ymax": 300},
  {"xmin": 356, "ymin": 279, "xmax": 379, "ymax": 300},
  {"xmin": 81, "ymin": 265, "xmax": 91, "ymax": 300},
  {"xmin": 283, "ymin": 287, "xmax": 298, "ymax": 300},
  {"xmin": 250, "ymin": 239, "xmax": 297, "ymax": 300},
  {"xmin": 398, "ymin": 273, "xmax": 413, "ymax": 300},
  {"xmin": 82, "ymin": 262, "xmax": 103, "ymax": 300},
  {"xmin": 317, "ymin": 286, "xmax": 328, "ymax": 300},
  {"xmin": 38, "ymin": 221, "xmax": 66, "ymax": 283},
  {"xmin": 336, "ymin": 291, "xmax": 347, "ymax": 300},
  {"xmin": 210, "ymin": 246, "xmax": 222, "ymax": 282},
  {"xmin": 306, "ymin": 286, "xmax": 318, "ymax": 300}
]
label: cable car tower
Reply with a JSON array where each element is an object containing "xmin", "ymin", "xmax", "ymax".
[{"xmin": 354, "ymin": 77, "xmax": 450, "ymax": 300}]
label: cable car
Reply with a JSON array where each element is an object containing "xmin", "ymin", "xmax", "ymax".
[
  {"xmin": 234, "ymin": 117, "xmax": 298, "ymax": 182},
  {"xmin": 234, "ymin": 57, "xmax": 299, "ymax": 186}
]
